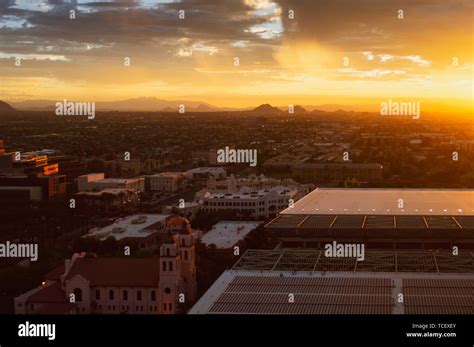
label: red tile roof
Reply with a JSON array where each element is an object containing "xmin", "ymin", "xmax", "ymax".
[
  {"xmin": 27, "ymin": 282, "xmax": 67, "ymax": 304},
  {"xmin": 44, "ymin": 265, "xmax": 65, "ymax": 281},
  {"xmin": 66, "ymin": 257, "xmax": 160, "ymax": 287}
]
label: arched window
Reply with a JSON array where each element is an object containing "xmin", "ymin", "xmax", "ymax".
[
  {"xmin": 137, "ymin": 290, "xmax": 142, "ymax": 301},
  {"xmin": 123, "ymin": 290, "xmax": 128, "ymax": 301},
  {"xmin": 109, "ymin": 290, "xmax": 114, "ymax": 300},
  {"xmin": 164, "ymin": 287, "xmax": 171, "ymax": 294},
  {"xmin": 184, "ymin": 251, "xmax": 188, "ymax": 260},
  {"xmin": 73, "ymin": 288, "xmax": 83, "ymax": 302},
  {"xmin": 95, "ymin": 289, "xmax": 100, "ymax": 300},
  {"xmin": 169, "ymin": 261, "xmax": 173, "ymax": 271},
  {"xmin": 162, "ymin": 261, "xmax": 166, "ymax": 271},
  {"xmin": 166, "ymin": 248, "xmax": 170, "ymax": 256},
  {"xmin": 151, "ymin": 290, "xmax": 156, "ymax": 301}
]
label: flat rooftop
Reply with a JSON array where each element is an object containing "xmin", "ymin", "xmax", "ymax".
[
  {"xmin": 281, "ymin": 188, "xmax": 474, "ymax": 216},
  {"xmin": 146, "ymin": 172, "xmax": 183, "ymax": 178},
  {"xmin": 189, "ymin": 249, "xmax": 474, "ymax": 315},
  {"xmin": 187, "ymin": 167, "xmax": 225, "ymax": 173},
  {"xmin": 96, "ymin": 178, "xmax": 142, "ymax": 184},
  {"xmin": 76, "ymin": 188, "xmax": 132, "ymax": 196},
  {"xmin": 87, "ymin": 214, "xmax": 169, "ymax": 241},
  {"xmin": 203, "ymin": 186, "xmax": 296, "ymax": 199},
  {"xmin": 201, "ymin": 221, "xmax": 262, "ymax": 249}
]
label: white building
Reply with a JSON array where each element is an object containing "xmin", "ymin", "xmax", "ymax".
[
  {"xmin": 144, "ymin": 172, "xmax": 186, "ymax": 193},
  {"xmin": 199, "ymin": 186, "xmax": 304, "ymax": 219},
  {"xmin": 185, "ymin": 167, "xmax": 226, "ymax": 182},
  {"xmin": 201, "ymin": 221, "xmax": 262, "ymax": 249},
  {"xmin": 86, "ymin": 214, "xmax": 201, "ymax": 251},
  {"xmin": 203, "ymin": 174, "xmax": 301, "ymax": 193},
  {"xmin": 77, "ymin": 173, "xmax": 144, "ymax": 192}
]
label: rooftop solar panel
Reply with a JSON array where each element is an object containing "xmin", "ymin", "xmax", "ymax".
[
  {"xmin": 364, "ymin": 215, "xmax": 395, "ymax": 229},
  {"xmin": 403, "ymin": 278, "xmax": 473, "ymax": 288},
  {"xmin": 267, "ymin": 214, "xmax": 307, "ymax": 228},
  {"xmin": 405, "ymin": 306, "xmax": 473, "ymax": 314},
  {"xmin": 273, "ymin": 251, "xmax": 320, "ymax": 271},
  {"xmin": 395, "ymin": 253, "xmax": 438, "ymax": 272},
  {"xmin": 209, "ymin": 302, "xmax": 393, "ymax": 314},
  {"xmin": 315, "ymin": 256, "xmax": 357, "ymax": 271},
  {"xmin": 208, "ymin": 276, "xmax": 393, "ymax": 314},
  {"xmin": 453, "ymin": 216, "xmax": 474, "ymax": 229},
  {"xmin": 402, "ymin": 278, "xmax": 474, "ymax": 314},
  {"xmin": 299, "ymin": 215, "xmax": 336, "ymax": 229},
  {"xmin": 330, "ymin": 215, "xmax": 365, "ymax": 228},
  {"xmin": 423, "ymin": 216, "xmax": 460, "ymax": 229},
  {"xmin": 192, "ymin": 249, "xmax": 474, "ymax": 315},
  {"xmin": 394, "ymin": 216, "xmax": 427, "ymax": 229}
]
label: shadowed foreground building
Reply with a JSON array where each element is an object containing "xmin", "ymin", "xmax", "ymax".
[
  {"xmin": 265, "ymin": 188, "xmax": 474, "ymax": 249},
  {"xmin": 14, "ymin": 217, "xmax": 197, "ymax": 315},
  {"xmin": 189, "ymin": 249, "xmax": 474, "ymax": 315}
]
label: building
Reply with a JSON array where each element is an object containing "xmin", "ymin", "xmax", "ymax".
[
  {"xmin": 292, "ymin": 163, "xmax": 383, "ymax": 183},
  {"xmin": 86, "ymin": 214, "xmax": 201, "ymax": 252},
  {"xmin": 162, "ymin": 202, "xmax": 201, "ymax": 220},
  {"xmin": 262, "ymin": 154, "xmax": 311, "ymax": 172},
  {"xmin": 185, "ymin": 167, "xmax": 226, "ymax": 185},
  {"xmin": 199, "ymin": 186, "xmax": 305, "ymax": 219},
  {"xmin": 74, "ymin": 188, "xmax": 140, "ymax": 215},
  {"xmin": 77, "ymin": 173, "xmax": 144, "ymax": 192},
  {"xmin": 189, "ymin": 248, "xmax": 473, "ymax": 315},
  {"xmin": 455, "ymin": 140, "xmax": 474, "ymax": 153},
  {"xmin": 265, "ymin": 188, "xmax": 474, "ymax": 249},
  {"xmin": 15, "ymin": 216, "xmax": 198, "ymax": 314},
  {"xmin": 361, "ymin": 135, "xmax": 392, "ymax": 146},
  {"xmin": 0, "ymin": 186, "xmax": 43, "ymax": 210},
  {"xmin": 0, "ymin": 173, "xmax": 66, "ymax": 201},
  {"xmin": 48, "ymin": 155, "xmax": 86, "ymax": 186},
  {"xmin": 201, "ymin": 221, "xmax": 262, "ymax": 249},
  {"xmin": 191, "ymin": 149, "xmax": 220, "ymax": 166},
  {"xmin": 86, "ymin": 214, "xmax": 170, "ymax": 251},
  {"xmin": 204, "ymin": 174, "xmax": 296, "ymax": 192},
  {"xmin": 77, "ymin": 173, "xmax": 105, "ymax": 192},
  {"xmin": 144, "ymin": 172, "xmax": 186, "ymax": 193}
]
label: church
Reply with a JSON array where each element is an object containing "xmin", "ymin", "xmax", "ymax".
[{"xmin": 15, "ymin": 215, "xmax": 197, "ymax": 315}]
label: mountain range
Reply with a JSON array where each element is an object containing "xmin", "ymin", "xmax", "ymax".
[{"xmin": 5, "ymin": 97, "xmax": 364, "ymax": 113}]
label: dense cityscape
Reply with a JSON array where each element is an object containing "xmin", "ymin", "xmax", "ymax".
[{"xmin": 0, "ymin": 104, "xmax": 473, "ymax": 316}]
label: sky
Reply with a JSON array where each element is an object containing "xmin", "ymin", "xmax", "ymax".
[{"xmin": 0, "ymin": 0, "xmax": 473, "ymax": 112}]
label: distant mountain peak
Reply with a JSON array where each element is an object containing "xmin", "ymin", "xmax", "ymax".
[
  {"xmin": 252, "ymin": 104, "xmax": 282, "ymax": 113},
  {"xmin": 0, "ymin": 100, "xmax": 16, "ymax": 113},
  {"xmin": 293, "ymin": 105, "xmax": 307, "ymax": 113}
]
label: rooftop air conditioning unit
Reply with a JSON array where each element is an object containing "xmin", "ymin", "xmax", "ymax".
[
  {"xmin": 131, "ymin": 215, "xmax": 147, "ymax": 224},
  {"xmin": 112, "ymin": 227, "xmax": 126, "ymax": 234}
]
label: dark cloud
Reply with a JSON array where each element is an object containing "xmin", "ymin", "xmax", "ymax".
[{"xmin": 277, "ymin": 0, "xmax": 473, "ymax": 58}]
